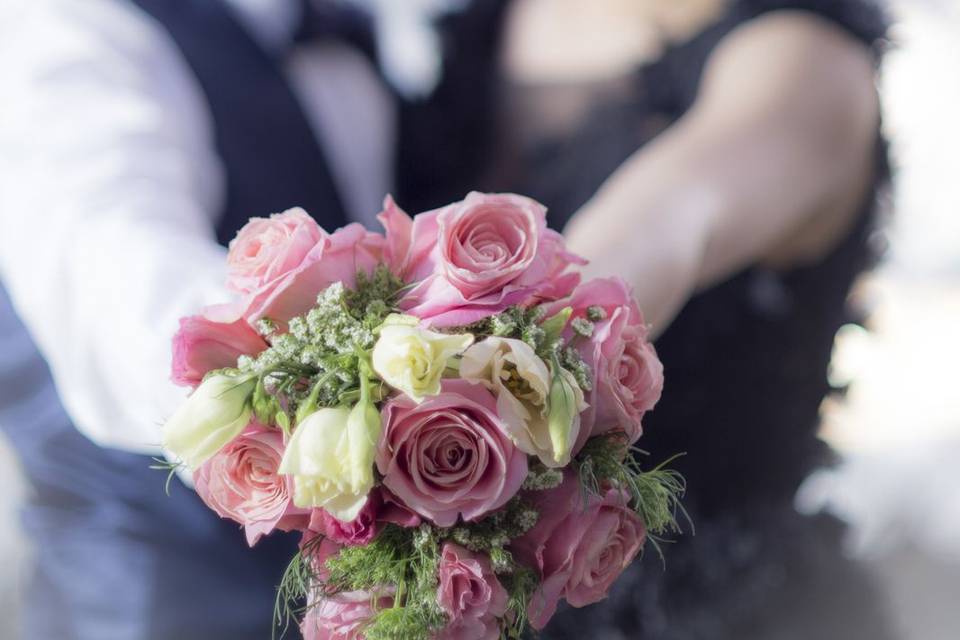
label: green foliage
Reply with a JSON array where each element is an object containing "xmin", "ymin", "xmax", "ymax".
[
  {"xmin": 321, "ymin": 525, "xmax": 446, "ymax": 640},
  {"xmin": 273, "ymin": 539, "xmax": 319, "ymax": 639},
  {"xmin": 323, "ymin": 526, "xmax": 411, "ymax": 595},
  {"xmin": 576, "ymin": 433, "xmax": 689, "ymax": 556},
  {"xmin": 148, "ymin": 458, "xmax": 183, "ymax": 496},
  {"xmin": 343, "ymin": 265, "xmax": 407, "ymax": 326},
  {"xmin": 363, "ymin": 607, "xmax": 434, "ymax": 640},
  {"xmin": 500, "ymin": 565, "xmax": 539, "ymax": 640}
]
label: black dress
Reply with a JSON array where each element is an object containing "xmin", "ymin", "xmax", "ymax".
[{"xmin": 397, "ymin": 1, "xmax": 895, "ymax": 638}]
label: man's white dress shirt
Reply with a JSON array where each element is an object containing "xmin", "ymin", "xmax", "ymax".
[{"xmin": 0, "ymin": 0, "xmax": 394, "ymax": 453}]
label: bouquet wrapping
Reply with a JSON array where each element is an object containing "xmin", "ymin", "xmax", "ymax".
[{"xmin": 162, "ymin": 192, "xmax": 684, "ymax": 639}]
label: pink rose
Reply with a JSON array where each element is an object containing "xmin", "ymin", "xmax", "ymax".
[
  {"xmin": 376, "ymin": 195, "xmax": 441, "ymax": 280},
  {"xmin": 194, "ymin": 424, "xmax": 308, "ymax": 546},
  {"xmin": 511, "ymin": 473, "xmax": 646, "ymax": 630},
  {"xmin": 435, "ymin": 543, "xmax": 508, "ymax": 640},
  {"xmin": 401, "ymin": 192, "xmax": 585, "ymax": 327},
  {"xmin": 377, "ymin": 380, "xmax": 528, "ymax": 527},
  {"xmin": 170, "ymin": 314, "xmax": 267, "ymax": 388},
  {"xmin": 301, "ymin": 589, "xmax": 393, "ymax": 640},
  {"xmin": 376, "ymin": 196, "xmax": 413, "ymax": 276},
  {"xmin": 307, "ymin": 488, "xmax": 422, "ymax": 547},
  {"xmin": 226, "ymin": 208, "xmax": 324, "ymax": 294},
  {"xmin": 558, "ymin": 278, "xmax": 663, "ymax": 449},
  {"xmin": 217, "ymin": 210, "xmax": 385, "ymax": 327}
]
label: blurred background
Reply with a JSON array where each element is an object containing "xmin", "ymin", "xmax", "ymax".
[{"xmin": 0, "ymin": 0, "xmax": 958, "ymax": 638}]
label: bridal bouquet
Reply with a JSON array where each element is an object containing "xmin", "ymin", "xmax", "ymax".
[{"xmin": 162, "ymin": 192, "xmax": 684, "ymax": 640}]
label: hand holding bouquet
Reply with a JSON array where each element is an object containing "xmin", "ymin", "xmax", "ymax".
[{"xmin": 162, "ymin": 192, "xmax": 684, "ymax": 639}]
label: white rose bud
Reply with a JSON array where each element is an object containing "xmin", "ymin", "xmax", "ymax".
[
  {"xmin": 163, "ymin": 373, "xmax": 256, "ymax": 470},
  {"xmin": 372, "ymin": 314, "xmax": 473, "ymax": 402}
]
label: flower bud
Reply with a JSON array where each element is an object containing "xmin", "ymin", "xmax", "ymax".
[
  {"xmin": 163, "ymin": 373, "xmax": 256, "ymax": 470},
  {"xmin": 372, "ymin": 317, "xmax": 473, "ymax": 402},
  {"xmin": 279, "ymin": 404, "xmax": 378, "ymax": 522},
  {"xmin": 546, "ymin": 366, "xmax": 586, "ymax": 467},
  {"xmin": 346, "ymin": 393, "xmax": 381, "ymax": 491}
]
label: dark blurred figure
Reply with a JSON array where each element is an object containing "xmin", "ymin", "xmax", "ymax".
[{"xmin": 399, "ymin": 0, "xmax": 895, "ymax": 638}]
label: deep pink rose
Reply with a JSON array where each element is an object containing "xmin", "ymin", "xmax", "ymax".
[
  {"xmin": 435, "ymin": 543, "xmax": 508, "ymax": 640},
  {"xmin": 194, "ymin": 424, "xmax": 308, "ymax": 546},
  {"xmin": 307, "ymin": 488, "xmax": 422, "ymax": 547},
  {"xmin": 301, "ymin": 589, "xmax": 393, "ymax": 640},
  {"xmin": 556, "ymin": 278, "xmax": 663, "ymax": 449},
  {"xmin": 377, "ymin": 380, "xmax": 528, "ymax": 527},
  {"xmin": 511, "ymin": 473, "xmax": 646, "ymax": 630},
  {"xmin": 215, "ymin": 213, "xmax": 385, "ymax": 328},
  {"xmin": 401, "ymin": 192, "xmax": 585, "ymax": 327},
  {"xmin": 226, "ymin": 208, "xmax": 324, "ymax": 294},
  {"xmin": 170, "ymin": 314, "xmax": 267, "ymax": 388}
]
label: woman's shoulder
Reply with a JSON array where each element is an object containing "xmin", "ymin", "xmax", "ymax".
[{"xmin": 730, "ymin": 0, "xmax": 889, "ymax": 49}]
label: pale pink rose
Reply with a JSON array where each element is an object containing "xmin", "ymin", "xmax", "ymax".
[
  {"xmin": 401, "ymin": 192, "xmax": 585, "ymax": 327},
  {"xmin": 376, "ymin": 195, "xmax": 440, "ymax": 280},
  {"xmin": 226, "ymin": 208, "xmax": 323, "ymax": 293},
  {"xmin": 377, "ymin": 380, "xmax": 528, "ymax": 527},
  {"xmin": 301, "ymin": 589, "xmax": 393, "ymax": 640},
  {"xmin": 194, "ymin": 424, "xmax": 308, "ymax": 546},
  {"xmin": 170, "ymin": 314, "xmax": 267, "ymax": 387},
  {"xmin": 554, "ymin": 277, "xmax": 663, "ymax": 449},
  {"xmin": 217, "ymin": 210, "xmax": 386, "ymax": 328},
  {"xmin": 241, "ymin": 222, "xmax": 384, "ymax": 325},
  {"xmin": 511, "ymin": 473, "xmax": 646, "ymax": 630},
  {"xmin": 376, "ymin": 196, "xmax": 412, "ymax": 277},
  {"xmin": 307, "ymin": 488, "xmax": 422, "ymax": 547},
  {"xmin": 435, "ymin": 543, "xmax": 508, "ymax": 640}
]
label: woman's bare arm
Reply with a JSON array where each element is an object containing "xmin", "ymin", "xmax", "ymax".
[{"xmin": 564, "ymin": 11, "xmax": 880, "ymax": 334}]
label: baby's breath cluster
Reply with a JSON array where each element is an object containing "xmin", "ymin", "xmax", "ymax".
[
  {"xmin": 521, "ymin": 460, "xmax": 565, "ymax": 491},
  {"xmin": 237, "ymin": 267, "xmax": 404, "ymax": 424},
  {"xmin": 443, "ymin": 498, "xmax": 539, "ymax": 563}
]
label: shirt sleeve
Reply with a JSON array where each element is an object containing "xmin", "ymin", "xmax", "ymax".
[{"xmin": 0, "ymin": 0, "xmax": 232, "ymax": 453}]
